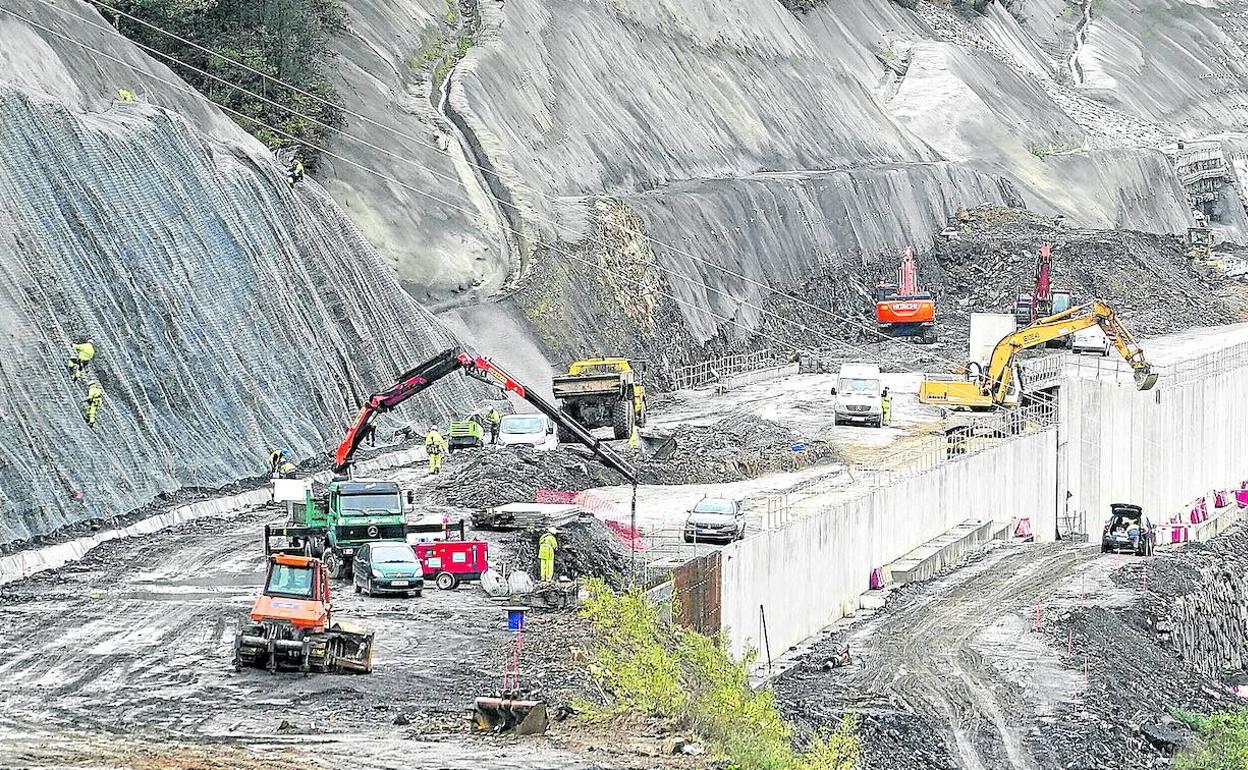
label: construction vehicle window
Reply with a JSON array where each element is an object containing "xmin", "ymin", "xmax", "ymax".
[
  {"xmin": 839, "ymin": 378, "xmax": 880, "ymax": 394},
  {"xmin": 267, "ymin": 564, "xmax": 315, "ymax": 598},
  {"xmin": 339, "ymin": 493, "xmax": 401, "ymax": 516}
]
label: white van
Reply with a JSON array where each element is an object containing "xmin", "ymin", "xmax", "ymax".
[
  {"xmin": 1071, "ymin": 326, "xmax": 1111, "ymax": 356},
  {"xmin": 832, "ymin": 362, "xmax": 883, "ymax": 427},
  {"xmin": 498, "ymin": 413, "xmax": 555, "ymax": 449}
]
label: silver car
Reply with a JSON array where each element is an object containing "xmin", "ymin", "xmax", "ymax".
[{"xmin": 683, "ymin": 498, "xmax": 745, "ymax": 544}]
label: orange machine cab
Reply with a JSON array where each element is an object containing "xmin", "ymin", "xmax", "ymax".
[
  {"xmin": 875, "ymin": 296, "xmax": 935, "ymax": 325},
  {"xmin": 249, "ymin": 554, "xmax": 331, "ymax": 632}
]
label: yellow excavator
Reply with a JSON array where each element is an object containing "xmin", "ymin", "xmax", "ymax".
[{"xmin": 920, "ymin": 299, "xmax": 1158, "ymax": 409}]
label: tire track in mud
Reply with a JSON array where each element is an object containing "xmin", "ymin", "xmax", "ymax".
[{"xmin": 779, "ymin": 543, "xmax": 1097, "ymax": 770}]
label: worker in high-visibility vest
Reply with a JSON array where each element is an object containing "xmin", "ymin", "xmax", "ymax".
[
  {"xmin": 881, "ymin": 387, "xmax": 892, "ymax": 427},
  {"xmin": 486, "ymin": 407, "xmax": 501, "ymax": 444},
  {"xmin": 68, "ymin": 339, "xmax": 96, "ymax": 381},
  {"xmin": 84, "ymin": 381, "xmax": 104, "ymax": 428},
  {"xmin": 538, "ymin": 529, "xmax": 558, "ymax": 581},
  {"xmin": 425, "ymin": 425, "xmax": 447, "ymax": 474}
]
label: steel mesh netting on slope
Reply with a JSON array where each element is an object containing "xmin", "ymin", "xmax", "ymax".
[{"xmin": 0, "ymin": 88, "xmax": 481, "ymax": 544}]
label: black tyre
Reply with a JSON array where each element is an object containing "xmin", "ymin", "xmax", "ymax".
[
  {"xmin": 323, "ymin": 551, "xmax": 343, "ymax": 580},
  {"xmin": 414, "ymin": 589, "xmax": 423, "ymax": 598},
  {"xmin": 436, "ymin": 572, "xmax": 457, "ymax": 590},
  {"xmin": 611, "ymin": 399, "xmax": 634, "ymax": 440},
  {"xmin": 684, "ymin": 534, "xmax": 694, "ymax": 544},
  {"xmin": 354, "ymin": 582, "xmax": 361, "ymax": 594}
]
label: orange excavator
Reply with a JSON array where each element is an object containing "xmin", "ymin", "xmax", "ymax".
[
  {"xmin": 234, "ymin": 535, "xmax": 373, "ymax": 674},
  {"xmin": 875, "ymin": 247, "xmax": 937, "ymax": 343}
]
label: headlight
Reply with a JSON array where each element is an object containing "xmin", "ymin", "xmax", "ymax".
[{"xmin": 371, "ymin": 569, "xmax": 382, "ymax": 579}]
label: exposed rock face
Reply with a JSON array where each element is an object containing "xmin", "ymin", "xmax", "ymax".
[{"xmin": 0, "ymin": 3, "xmax": 481, "ymax": 543}]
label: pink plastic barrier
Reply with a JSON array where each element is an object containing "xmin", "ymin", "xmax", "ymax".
[
  {"xmin": 1189, "ymin": 498, "xmax": 1209, "ymax": 524},
  {"xmin": 603, "ymin": 519, "xmax": 647, "ymax": 552},
  {"xmin": 534, "ymin": 489, "xmax": 577, "ymax": 504},
  {"xmin": 1171, "ymin": 527, "xmax": 1190, "ymax": 544},
  {"xmin": 1014, "ymin": 518, "xmax": 1033, "ymax": 540},
  {"xmin": 869, "ymin": 567, "xmax": 885, "ymax": 590},
  {"xmin": 1215, "ymin": 490, "xmax": 1231, "ymax": 508},
  {"xmin": 1237, "ymin": 489, "xmax": 1248, "ymax": 509}
]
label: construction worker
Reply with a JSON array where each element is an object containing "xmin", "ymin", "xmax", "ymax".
[
  {"xmin": 67, "ymin": 339, "xmax": 96, "ymax": 381},
  {"xmin": 486, "ymin": 407, "xmax": 501, "ymax": 444},
  {"xmin": 84, "ymin": 381, "xmax": 104, "ymax": 427},
  {"xmin": 881, "ymin": 387, "xmax": 892, "ymax": 427},
  {"xmin": 538, "ymin": 529, "xmax": 558, "ymax": 581},
  {"xmin": 425, "ymin": 424, "xmax": 447, "ymax": 474},
  {"xmin": 286, "ymin": 156, "xmax": 305, "ymax": 188}
]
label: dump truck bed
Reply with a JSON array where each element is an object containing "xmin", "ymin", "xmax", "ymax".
[{"xmin": 552, "ymin": 372, "xmax": 622, "ymax": 399}]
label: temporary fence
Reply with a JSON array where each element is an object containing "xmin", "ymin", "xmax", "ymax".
[{"xmin": 672, "ymin": 349, "xmax": 780, "ymax": 390}]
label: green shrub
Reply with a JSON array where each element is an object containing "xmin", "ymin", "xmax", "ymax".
[
  {"xmin": 1175, "ymin": 709, "xmax": 1248, "ymax": 770},
  {"xmin": 92, "ymin": 0, "xmax": 348, "ymax": 167},
  {"xmin": 579, "ymin": 580, "xmax": 861, "ymax": 770}
]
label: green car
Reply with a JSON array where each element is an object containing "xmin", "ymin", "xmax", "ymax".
[{"xmin": 351, "ymin": 541, "xmax": 425, "ymax": 597}]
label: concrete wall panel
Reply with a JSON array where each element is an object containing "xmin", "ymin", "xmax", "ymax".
[{"xmin": 720, "ymin": 429, "xmax": 1056, "ymax": 659}]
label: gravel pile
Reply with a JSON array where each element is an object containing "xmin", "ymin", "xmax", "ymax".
[
  {"xmin": 432, "ymin": 414, "xmax": 837, "ymax": 510},
  {"xmin": 933, "ymin": 206, "xmax": 1233, "ymax": 341},
  {"xmin": 498, "ymin": 517, "xmax": 636, "ymax": 590}
]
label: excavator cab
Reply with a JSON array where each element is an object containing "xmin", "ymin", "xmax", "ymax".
[{"xmin": 234, "ymin": 552, "xmax": 374, "ymax": 674}]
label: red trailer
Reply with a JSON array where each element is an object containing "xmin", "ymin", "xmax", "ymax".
[{"xmin": 413, "ymin": 540, "xmax": 489, "ymax": 590}]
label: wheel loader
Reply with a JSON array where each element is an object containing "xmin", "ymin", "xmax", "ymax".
[{"xmin": 234, "ymin": 546, "xmax": 374, "ymax": 674}]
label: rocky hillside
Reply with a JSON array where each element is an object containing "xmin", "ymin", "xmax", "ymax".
[{"xmin": 0, "ymin": 1, "xmax": 480, "ymax": 544}]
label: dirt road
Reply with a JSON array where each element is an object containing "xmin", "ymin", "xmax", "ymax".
[
  {"xmin": 0, "ymin": 503, "xmax": 639, "ymax": 769},
  {"xmin": 776, "ymin": 542, "xmax": 1110, "ymax": 770}
]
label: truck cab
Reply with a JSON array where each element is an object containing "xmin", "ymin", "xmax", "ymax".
[
  {"xmin": 831, "ymin": 362, "xmax": 884, "ymax": 427},
  {"xmin": 296, "ymin": 479, "xmax": 408, "ymax": 578}
]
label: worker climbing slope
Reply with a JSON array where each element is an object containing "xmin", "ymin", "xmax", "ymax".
[
  {"xmin": 268, "ymin": 448, "xmax": 296, "ymax": 479},
  {"xmin": 84, "ymin": 381, "xmax": 104, "ymax": 428},
  {"xmin": 286, "ymin": 156, "xmax": 304, "ymax": 188},
  {"xmin": 67, "ymin": 339, "xmax": 95, "ymax": 381},
  {"xmin": 538, "ymin": 528, "xmax": 558, "ymax": 581},
  {"xmin": 425, "ymin": 424, "xmax": 447, "ymax": 474}
]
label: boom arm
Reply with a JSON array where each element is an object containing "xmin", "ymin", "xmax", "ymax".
[
  {"xmin": 333, "ymin": 348, "xmax": 637, "ymax": 483},
  {"xmin": 983, "ymin": 299, "xmax": 1157, "ymax": 402}
]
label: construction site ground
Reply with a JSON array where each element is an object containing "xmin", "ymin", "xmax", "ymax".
[{"xmin": 773, "ymin": 527, "xmax": 1248, "ymax": 770}]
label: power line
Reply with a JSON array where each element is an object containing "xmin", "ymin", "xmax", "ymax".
[{"xmin": 74, "ymin": 0, "xmax": 966, "ymax": 367}]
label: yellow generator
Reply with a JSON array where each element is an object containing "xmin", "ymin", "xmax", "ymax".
[{"xmin": 551, "ymin": 358, "xmax": 647, "ymax": 441}]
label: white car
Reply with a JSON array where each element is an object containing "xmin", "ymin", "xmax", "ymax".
[{"xmin": 498, "ymin": 414, "xmax": 555, "ymax": 449}]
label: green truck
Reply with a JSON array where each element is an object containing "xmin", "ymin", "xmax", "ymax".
[{"xmin": 271, "ymin": 479, "xmax": 409, "ymax": 579}]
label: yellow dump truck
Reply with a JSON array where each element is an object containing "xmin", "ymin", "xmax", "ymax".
[{"xmin": 552, "ymin": 358, "xmax": 647, "ymax": 441}]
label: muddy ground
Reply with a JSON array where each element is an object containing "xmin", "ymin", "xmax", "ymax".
[
  {"xmin": 0, "ymin": 502, "xmax": 701, "ymax": 770},
  {"xmin": 774, "ymin": 531, "xmax": 1248, "ymax": 770}
]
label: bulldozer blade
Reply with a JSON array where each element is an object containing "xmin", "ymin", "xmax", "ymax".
[
  {"xmin": 1135, "ymin": 369, "xmax": 1159, "ymax": 391},
  {"xmin": 473, "ymin": 697, "xmax": 549, "ymax": 735}
]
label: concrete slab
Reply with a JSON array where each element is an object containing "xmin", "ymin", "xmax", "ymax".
[{"xmin": 886, "ymin": 518, "xmax": 998, "ymax": 585}]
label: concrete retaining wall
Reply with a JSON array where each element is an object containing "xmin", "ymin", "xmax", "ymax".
[
  {"xmin": 1059, "ymin": 365, "xmax": 1248, "ymax": 534},
  {"xmin": 719, "ymin": 429, "xmax": 1056, "ymax": 658}
]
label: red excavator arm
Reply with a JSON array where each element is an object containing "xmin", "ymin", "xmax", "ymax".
[
  {"xmin": 334, "ymin": 348, "xmax": 637, "ymax": 483},
  {"xmin": 1029, "ymin": 242, "xmax": 1053, "ymax": 323}
]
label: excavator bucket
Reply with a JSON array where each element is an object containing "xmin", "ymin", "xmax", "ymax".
[
  {"xmin": 1135, "ymin": 368, "xmax": 1159, "ymax": 391},
  {"xmin": 472, "ymin": 697, "xmax": 549, "ymax": 735}
]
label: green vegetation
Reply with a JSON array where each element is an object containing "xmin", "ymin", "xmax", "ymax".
[
  {"xmin": 93, "ymin": 0, "xmax": 347, "ymax": 166},
  {"xmin": 579, "ymin": 579, "xmax": 861, "ymax": 770},
  {"xmin": 1173, "ymin": 708, "xmax": 1248, "ymax": 769}
]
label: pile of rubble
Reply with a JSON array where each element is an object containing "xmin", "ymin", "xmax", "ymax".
[
  {"xmin": 435, "ymin": 414, "xmax": 837, "ymax": 510},
  {"xmin": 932, "ymin": 206, "xmax": 1234, "ymax": 340},
  {"xmin": 498, "ymin": 517, "xmax": 636, "ymax": 590}
]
